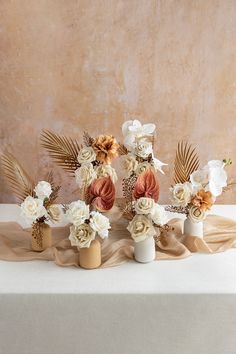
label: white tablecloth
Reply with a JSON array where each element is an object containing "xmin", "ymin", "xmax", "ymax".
[{"xmin": 0, "ymin": 204, "xmax": 236, "ymax": 354}]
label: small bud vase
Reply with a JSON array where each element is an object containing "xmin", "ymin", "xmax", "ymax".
[
  {"xmin": 134, "ymin": 236, "xmax": 156, "ymax": 263},
  {"xmin": 79, "ymin": 239, "xmax": 101, "ymax": 269},
  {"xmin": 31, "ymin": 222, "xmax": 52, "ymax": 251},
  {"xmin": 184, "ymin": 217, "xmax": 203, "ymax": 238}
]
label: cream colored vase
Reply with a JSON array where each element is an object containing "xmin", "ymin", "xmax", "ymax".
[
  {"xmin": 79, "ymin": 239, "xmax": 101, "ymax": 269},
  {"xmin": 134, "ymin": 236, "xmax": 156, "ymax": 263},
  {"xmin": 184, "ymin": 217, "xmax": 204, "ymax": 238},
  {"xmin": 31, "ymin": 222, "xmax": 52, "ymax": 251}
]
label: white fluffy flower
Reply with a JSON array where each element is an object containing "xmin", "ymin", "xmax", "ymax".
[
  {"xmin": 121, "ymin": 153, "xmax": 138, "ymax": 177},
  {"xmin": 170, "ymin": 182, "xmax": 192, "ymax": 207},
  {"xmin": 69, "ymin": 224, "xmax": 96, "ymax": 248},
  {"xmin": 48, "ymin": 204, "xmax": 63, "ymax": 222},
  {"xmin": 134, "ymin": 197, "xmax": 155, "ymax": 215},
  {"xmin": 122, "ymin": 119, "xmax": 156, "ymax": 148},
  {"xmin": 21, "ymin": 196, "xmax": 47, "ymax": 222},
  {"xmin": 96, "ymin": 164, "xmax": 118, "ymax": 183},
  {"xmin": 89, "ymin": 211, "xmax": 111, "ymax": 239},
  {"xmin": 150, "ymin": 204, "xmax": 168, "ymax": 226},
  {"xmin": 34, "ymin": 181, "xmax": 52, "ymax": 200},
  {"xmin": 152, "ymin": 157, "xmax": 167, "ymax": 175},
  {"xmin": 66, "ymin": 200, "xmax": 90, "ymax": 226},
  {"xmin": 134, "ymin": 140, "xmax": 153, "ymax": 159},
  {"xmin": 75, "ymin": 163, "xmax": 97, "ymax": 188},
  {"xmin": 77, "ymin": 147, "xmax": 96, "ymax": 164},
  {"xmin": 127, "ymin": 214, "xmax": 156, "ymax": 242}
]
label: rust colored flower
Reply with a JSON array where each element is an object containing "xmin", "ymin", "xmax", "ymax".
[
  {"xmin": 133, "ymin": 169, "xmax": 160, "ymax": 202},
  {"xmin": 88, "ymin": 176, "xmax": 115, "ymax": 212},
  {"xmin": 191, "ymin": 189, "xmax": 213, "ymax": 211},
  {"xmin": 92, "ymin": 135, "xmax": 119, "ymax": 164}
]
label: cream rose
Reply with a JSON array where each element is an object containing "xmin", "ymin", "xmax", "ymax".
[
  {"xmin": 121, "ymin": 153, "xmax": 138, "ymax": 177},
  {"xmin": 170, "ymin": 182, "xmax": 192, "ymax": 207},
  {"xmin": 150, "ymin": 203, "xmax": 168, "ymax": 226},
  {"xmin": 66, "ymin": 200, "xmax": 90, "ymax": 226},
  {"xmin": 89, "ymin": 211, "xmax": 111, "ymax": 238},
  {"xmin": 96, "ymin": 164, "xmax": 118, "ymax": 184},
  {"xmin": 77, "ymin": 147, "xmax": 96, "ymax": 164},
  {"xmin": 34, "ymin": 181, "xmax": 52, "ymax": 200},
  {"xmin": 134, "ymin": 140, "xmax": 153, "ymax": 159},
  {"xmin": 75, "ymin": 163, "xmax": 97, "ymax": 188},
  {"xmin": 48, "ymin": 204, "xmax": 62, "ymax": 222},
  {"xmin": 134, "ymin": 197, "xmax": 154, "ymax": 215},
  {"xmin": 127, "ymin": 214, "xmax": 156, "ymax": 242},
  {"xmin": 69, "ymin": 224, "xmax": 96, "ymax": 248},
  {"xmin": 21, "ymin": 196, "xmax": 47, "ymax": 222},
  {"xmin": 188, "ymin": 206, "xmax": 206, "ymax": 223},
  {"xmin": 135, "ymin": 161, "xmax": 151, "ymax": 176}
]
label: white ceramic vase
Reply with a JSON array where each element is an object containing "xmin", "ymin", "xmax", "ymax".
[
  {"xmin": 134, "ymin": 236, "xmax": 156, "ymax": 263},
  {"xmin": 184, "ymin": 217, "xmax": 203, "ymax": 238}
]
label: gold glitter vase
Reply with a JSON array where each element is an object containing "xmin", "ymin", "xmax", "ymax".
[
  {"xmin": 79, "ymin": 239, "xmax": 101, "ymax": 269},
  {"xmin": 31, "ymin": 222, "xmax": 52, "ymax": 252}
]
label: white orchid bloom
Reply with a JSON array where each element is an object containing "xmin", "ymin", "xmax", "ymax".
[
  {"xmin": 122, "ymin": 119, "xmax": 156, "ymax": 148},
  {"xmin": 152, "ymin": 157, "xmax": 167, "ymax": 175}
]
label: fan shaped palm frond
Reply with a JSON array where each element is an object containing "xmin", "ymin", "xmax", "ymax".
[{"xmin": 174, "ymin": 141, "xmax": 200, "ymax": 184}]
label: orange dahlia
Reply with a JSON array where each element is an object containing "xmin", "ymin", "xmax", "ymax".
[
  {"xmin": 191, "ymin": 189, "xmax": 213, "ymax": 211},
  {"xmin": 92, "ymin": 135, "xmax": 119, "ymax": 164}
]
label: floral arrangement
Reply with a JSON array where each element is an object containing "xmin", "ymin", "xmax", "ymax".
[
  {"xmin": 167, "ymin": 141, "xmax": 233, "ymax": 222},
  {"xmin": 65, "ymin": 200, "xmax": 111, "ymax": 248},
  {"xmin": 127, "ymin": 197, "xmax": 169, "ymax": 242},
  {"xmin": 41, "ymin": 130, "xmax": 120, "ymax": 212}
]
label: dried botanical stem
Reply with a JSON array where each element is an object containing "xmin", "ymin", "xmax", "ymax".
[
  {"xmin": 165, "ymin": 205, "xmax": 189, "ymax": 215},
  {"xmin": 174, "ymin": 141, "xmax": 200, "ymax": 184}
]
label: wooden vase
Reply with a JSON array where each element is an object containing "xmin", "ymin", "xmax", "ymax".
[
  {"xmin": 31, "ymin": 222, "xmax": 52, "ymax": 251},
  {"xmin": 79, "ymin": 239, "xmax": 101, "ymax": 269}
]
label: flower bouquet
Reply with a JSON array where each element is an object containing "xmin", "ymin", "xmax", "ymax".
[
  {"xmin": 41, "ymin": 130, "xmax": 120, "ymax": 212},
  {"xmin": 167, "ymin": 141, "xmax": 233, "ymax": 238},
  {"xmin": 65, "ymin": 200, "xmax": 111, "ymax": 269}
]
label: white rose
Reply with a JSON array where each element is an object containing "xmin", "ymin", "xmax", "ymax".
[
  {"xmin": 34, "ymin": 181, "xmax": 52, "ymax": 200},
  {"xmin": 170, "ymin": 182, "xmax": 192, "ymax": 207},
  {"xmin": 134, "ymin": 197, "xmax": 155, "ymax": 215},
  {"xmin": 48, "ymin": 204, "xmax": 63, "ymax": 222},
  {"xmin": 69, "ymin": 224, "xmax": 96, "ymax": 248},
  {"xmin": 96, "ymin": 164, "xmax": 118, "ymax": 184},
  {"xmin": 21, "ymin": 196, "xmax": 47, "ymax": 222},
  {"xmin": 66, "ymin": 200, "xmax": 90, "ymax": 226},
  {"xmin": 122, "ymin": 119, "xmax": 156, "ymax": 148},
  {"xmin": 89, "ymin": 211, "xmax": 111, "ymax": 238},
  {"xmin": 77, "ymin": 147, "xmax": 96, "ymax": 164},
  {"xmin": 188, "ymin": 206, "xmax": 206, "ymax": 223},
  {"xmin": 75, "ymin": 163, "xmax": 97, "ymax": 188},
  {"xmin": 127, "ymin": 214, "xmax": 156, "ymax": 242},
  {"xmin": 135, "ymin": 161, "xmax": 152, "ymax": 176},
  {"xmin": 152, "ymin": 157, "xmax": 167, "ymax": 175},
  {"xmin": 121, "ymin": 153, "xmax": 138, "ymax": 177},
  {"xmin": 150, "ymin": 203, "xmax": 168, "ymax": 226},
  {"xmin": 134, "ymin": 140, "xmax": 153, "ymax": 159}
]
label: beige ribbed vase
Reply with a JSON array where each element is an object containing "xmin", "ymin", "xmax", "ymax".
[
  {"xmin": 79, "ymin": 239, "xmax": 101, "ymax": 269},
  {"xmin": 31, "ymin": 222, "xmax": 52, "ymax": 252}
]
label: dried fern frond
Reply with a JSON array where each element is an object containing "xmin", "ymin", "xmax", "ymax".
[
  {"xmin": 118, "ymin": 143, "xmax": 129, "ymax": 156},
  {"xmin": 44, "ymin": 171, "xmax": 61, "ymax": 206},
  {"xmin": 41, "ymin": 130, "xmax": 80, "ymax": 174},
  {"xmin": 83, "ymin": 131, "xmax": 95, "ymax": 147},
  {"xmin": 174, "ymin": 141, "xmax": 200, "ymax": 184},
  {"xmin": 1, "ymin": 153, "xmax": 35, "ymax": 203}
]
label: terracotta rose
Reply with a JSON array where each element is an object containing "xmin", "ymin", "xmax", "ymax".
[{"xmin": 133, "ymin": 169, "xmax": 160, "ymax": 202}]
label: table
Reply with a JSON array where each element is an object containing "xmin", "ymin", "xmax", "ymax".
[{"xmin": 0, "ymin": 204, "xmax": 236, "ymax": 354}]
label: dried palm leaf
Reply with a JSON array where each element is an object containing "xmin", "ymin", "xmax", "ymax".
[
  {"xmin": 118, "ymin": 143, "xmax": 128, "ymax": 156},
  {"xmin": 41, "ymin": 130, "xmax": 80, "ymax": 174},
  {"xmin": 174, "ymin": 141, "xmax": 200, "ymax": 184},
  {"xmin": 1, "ymin": 152, "xmax": 35, "ymax": 203},
  {"xmin": 83, "ymin": 131, "xmax": 95, "ymax": 147}
]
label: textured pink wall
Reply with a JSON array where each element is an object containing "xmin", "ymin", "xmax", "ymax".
[{"xmin": 0, "ymin": 0, "xmax": 236, "ymax": 203}]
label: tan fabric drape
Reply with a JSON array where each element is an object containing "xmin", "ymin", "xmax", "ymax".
[{"xmin": 0, "ymin": 215, "xmax": 236, "ymax": 268}]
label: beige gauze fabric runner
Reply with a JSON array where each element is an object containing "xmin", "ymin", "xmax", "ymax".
[{"xmin": 0, "ymin": 215, "xmax": 236, "ymax": 268}]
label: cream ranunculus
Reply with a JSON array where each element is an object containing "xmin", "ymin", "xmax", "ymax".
[
  {"xmin": 69, "ymin": 224, "xmax": 96, "ymax": 248},
  {"xmin": 48, "ymin": 204, "xmax": 63, "ymax": 222},
  {"xmin": 150, "ymin": 203, "xmax": 168, "ymax": 226},
  {"xmin": 66, "ymin": 200, "xmax": 90, "ymax": 226},
  {"xmin": 77, "ymin": 147, "xmax": 96, "ymax": 164},
  {"xmin": 134, "ymin": 197, "xmax": 155, "ymax": 215},
  {"xmin": 135, "ymin": 161, "xmax": 152, "ymax": 176},
  {"xmin": 34, "ymin": 181, "xmax": 52, "ymax": 200},
  {"xmin": 188, "ymin": 206, "xmax": 206, "ymax": 223},
  {"xmin": 170, "ymin": 182, "xmax": 192, "ymax": 207},
  {"xmin": 96, "ymin": 164, "xmax": 118, "ymax": 184},
  {"xmin": 121, "ymin": 153, "xmax": 138, "ymax": 177},
  {"xmin": 89, "ymin": 211, "xmax": 111, "ymax": 238},
  {"xmin": 75, "ymin": 163, "xmax": 97, "ymax": 188},
  {"xmin": 134, "ymin": 140, "xmax": 153, "ymax": 159},
  {"xmin": 21, "ymin": 196, "xmax": 47, "ymax": 222},
  {"xmin": 127, "ymin": 214, "xmax": 156, "ymax": 242}
]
